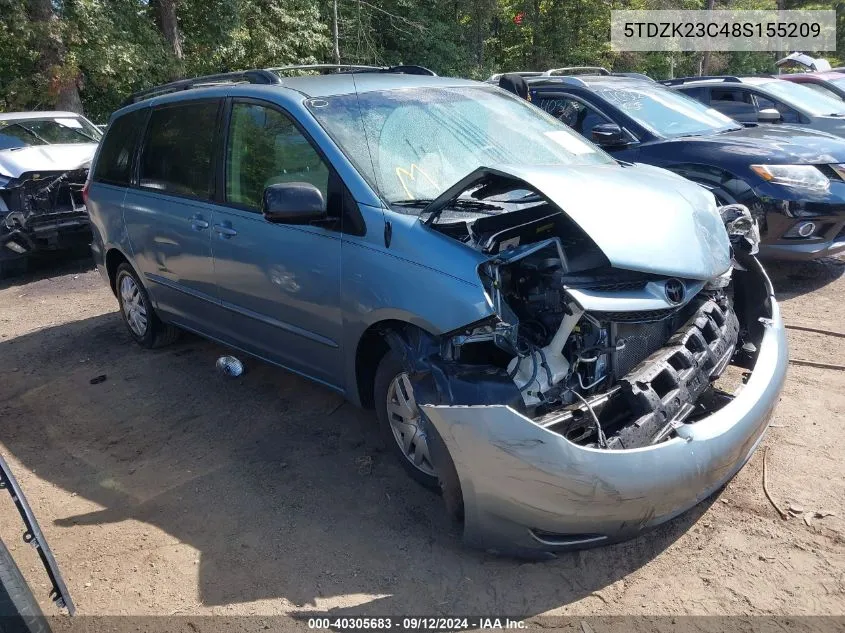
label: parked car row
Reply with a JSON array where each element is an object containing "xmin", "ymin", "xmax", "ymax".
[{"xmin": 515, "ymin": 70, "xmax": 845, "ymax": 261}]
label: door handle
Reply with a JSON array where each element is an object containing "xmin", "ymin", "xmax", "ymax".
[
  {"xmin": 190, "ymin": 214, "xmax": 209, "ymax": 231},
  {"xmin": 213, "ymin": 223, "xmax": 238, "ymax": 238}
]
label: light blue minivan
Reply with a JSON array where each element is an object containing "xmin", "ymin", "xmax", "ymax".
[{"xmin": 87, "ymin": 66, "xmax": 787, "ymax": 557}]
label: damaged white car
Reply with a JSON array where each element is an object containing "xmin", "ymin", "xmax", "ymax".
[
  {"xmin": 87, "ymin": 74, "xmax": 788, "ymax": 558},
  {"xmin": 0, "ymin": 111, "xmax": 100, "ymax": 275}
]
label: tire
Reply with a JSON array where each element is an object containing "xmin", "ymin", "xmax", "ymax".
[
  {"xmin": 374, "ymin": 348, "xmax": 440, "ymax": 490},
  {"xmin": 0, "ymin": 539, "xmax": 51, "ymax": 633},
  {"xmin": 115, "ymin": 263, "xmax": 180, "ymax": 349}
]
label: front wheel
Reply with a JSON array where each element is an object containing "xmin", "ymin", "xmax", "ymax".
[
  {"xmin": 0, "ymin": 539, "xmax": 51, "ymax": 633},
  {"xmin": 374, "ymin": 349, "xmax": 439, "ymax": 490}
]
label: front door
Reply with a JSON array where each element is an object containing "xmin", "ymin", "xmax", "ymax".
[{"xmin": 211, "ymin": 99, "xmax": 344, "ymax": 389}]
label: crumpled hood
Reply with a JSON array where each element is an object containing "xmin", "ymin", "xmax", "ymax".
[
  {"xmin": 0, "ymin": 144, "xmax": 97, "ymax": 179},
  {"xmin": 451, "ymin": 163, "xmax": 731, "ymax": 280}
]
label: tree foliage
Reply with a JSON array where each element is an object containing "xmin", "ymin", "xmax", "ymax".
[{"xmin": 0, "ymin": 0, "xmax": 841, "ymax": 121}]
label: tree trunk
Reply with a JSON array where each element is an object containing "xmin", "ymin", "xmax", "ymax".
[
  {"xmin": 700, "ymin": 0, "xmax": 715, "ymax": 75},
  {"xmin": 332, "ymin": 0, "xmax": 341, "ymax": 64},
  {"xmin": 28, "ymin": 0, "xmax": 83, "ymax": 112},
  {"xmin": 152, "ymin": 0, "xmax": 184, "ymax": 77}
]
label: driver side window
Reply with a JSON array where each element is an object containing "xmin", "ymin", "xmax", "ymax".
[
  {"xmin": 226, "ymin": 102, "xmax": 330, "ymax": 211},
  {"xmin": 754, "ymin": 94, "xmax": 801, "ymax": 124},
  {"xmin": 538, "ymin": 96, "xmax": 610, "ymax": 137}
]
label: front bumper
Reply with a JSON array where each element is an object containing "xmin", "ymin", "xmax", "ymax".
[
  {"xmin": 753, "ymin": 191, "xmax": 845, "ymax": 261},
  {"xmin": 422, "ymin": 300, "xmax": 787, "ymax": 558}
]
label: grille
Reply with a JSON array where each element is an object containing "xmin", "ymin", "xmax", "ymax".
[
  {"xmin": 593, "ymin": 307, "xmax": 681, "ymax": 323},
  {"xmin": 613, "ymin": 319, "xmax": 674, "ymax": 377}
]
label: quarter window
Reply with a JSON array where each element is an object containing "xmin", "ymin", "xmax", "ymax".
[
  {"xmin": 93, "ymin": 109, "xmax": 147, "ymax": 186},
  {"xmin": 138, "ymin": 101, "xmax": 219, "ymax": 199},
  {"xmin": 225, "ymin": 103, "xmax": 329, "ymax": 211}
]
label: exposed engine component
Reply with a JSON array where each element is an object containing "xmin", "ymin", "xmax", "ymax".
[
  {"xmin": 415, "ymin": 173, "xmax": 757, "ymax": 451},
  {"xmin": 0, "ymin": 168, "xmax": 89, "ymax": 257}
]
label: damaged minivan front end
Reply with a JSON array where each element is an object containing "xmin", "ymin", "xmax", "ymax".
[{"xmin": 389, "ymin": 164, "xmax": 787, "ymax": 557}]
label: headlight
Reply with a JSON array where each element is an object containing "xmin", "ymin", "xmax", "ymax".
[
  {"xmin": 0, "ymin": 175, "xmax": 10, "ymax": 189},
  {"xmin": 750, "ymin": 164, "xmax": 829, "ymax": 192},
  {"xmin": 718, "ymin": 203, "xmax": 760, "ymax": 255}
]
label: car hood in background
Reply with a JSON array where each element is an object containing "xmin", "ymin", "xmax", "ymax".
[
  {"xmin": 428, "ymin": 163, "xmax": 731, "ymax": 281},
  {"xmin": 655, "ymin": 124, "xmax": 845, "ymax": 165},
  {"xmin": 0, "ymin": 143, "xmax": 97, "ymax": 179}
]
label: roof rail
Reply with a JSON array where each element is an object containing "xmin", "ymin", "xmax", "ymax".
[
  {"xmin": 660, "ymin": 76, "xmax": 741, "ymax": 86},
  {"xmin": 612, "ymin": 72, "xmax": 655, "ymax": 82},
  {"xmin": 526, "ymin": 75, "xmax": 590, "ymax": 88},
  {"xmin": 543, "ymin": 66, "xmax": 610, "ymax": 76},
  {"xmin": 122, "ymin": 63, "xmax": 437, "ymax": 107},
  {"xmin": 122, "ymin": 69, "xmax": 282, "ymax": 106},
  {"xmin": 267, "ymin": 63, "xmax": 436, "ymax": 76}
]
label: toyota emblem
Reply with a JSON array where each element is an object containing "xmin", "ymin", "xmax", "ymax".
[{"xmin": 664, "ymin": 278, "xmax": 685, "ymax": 305}]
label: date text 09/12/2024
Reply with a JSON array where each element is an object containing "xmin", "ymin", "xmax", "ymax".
[{"xmin": 307, "ymin": 617, "xmax": 527, "ymax": 630}]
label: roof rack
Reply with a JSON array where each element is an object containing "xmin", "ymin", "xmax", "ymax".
[
  {"xmin": 660, "ymin": 76, "xmax": 742, "ymax": 86},
  {"xmin": 543, "ymin": 66, "xmax": 610, "ymax": 76},
  {"xmin": 612, "ymin": 72, "xmax": 655, "ymax": 82},
  {"xmin": 122, "ymin": 69, "xmax": 282, "ymax": 106},
  {"xmin": 266, "ymin": 63, "xmax": 435, "ymax": 76},
  {"xmin": 122, "ymin": 63, "xmax": 437, "ymax": 106}
]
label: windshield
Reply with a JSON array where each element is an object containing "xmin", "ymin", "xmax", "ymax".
[
  {"xmin": 759, "ymin": 80, "xmax": 845, "ymax": 115},
  {"xmin": 0, "ymin": 116, "xmax": 101, "ymax": 150},
  {"xmin": 306, "ymin": 86, "xmax": 614, "ymax": 205},
  {"xmin": 831, "ymin": 78, "xmax": 845, "ymax": 93},
  {"xmin": 594, "ymin": 84, "xmax": 741, "ymax": 138}
]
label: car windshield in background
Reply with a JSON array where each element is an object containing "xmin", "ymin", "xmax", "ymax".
[
  {"xmin": 306, "ymin": 86, "xmax": 614, "ymax": 206},
  {"xmin": 595, "ymin": 84, "xmax": 742, "ymax": 138},
  {"xmin": 760, "ymin": 80, "xmax": 845, "ymax": 116},
  {"xmin": 0, "ymin": 117, "xmax": 101, "ymax": 150}
]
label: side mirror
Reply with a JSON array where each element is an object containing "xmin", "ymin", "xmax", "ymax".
[
  {"xmin": 261, "ymin": 182, "xmax": 327, "ymax": 224},
  {"xmin": 757, "ymin": 108, "xmax": 782, "ymax": 123},
  {"xmin": 591, "ymin": 123, "xmax": 626, "ymax": 146}
]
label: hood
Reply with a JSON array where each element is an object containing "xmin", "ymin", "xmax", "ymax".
[
  {"xmin": 655, "ymin": 124, "xmax": 845, "ymax": 165},
  {"xmin": 0, "ymin": 144, "xmax": 97, "ymax": 179},
  {"xmin": 426, "ymin": 163, "xmax": 731, "ymax": 280}
]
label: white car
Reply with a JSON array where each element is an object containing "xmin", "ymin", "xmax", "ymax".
[{"xmin": 0, "ymin": 111, "xmax": 101, "ymax": 274}]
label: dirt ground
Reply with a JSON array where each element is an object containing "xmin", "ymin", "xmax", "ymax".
[{"xmin": 0, "ymin": 253, "xmax": 844, "ymax": 622}]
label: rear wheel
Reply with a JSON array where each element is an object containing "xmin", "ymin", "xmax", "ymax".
[
  {"xmin": 0, "ymin": 539, "xmax": 51, "ymax": 633},
  {"xmin": 115, "ymin": 263, "xmax": 180, "ymax": 349},
  {"xmin": 374, "ymin": 349, "xmax": 439, "ymax": 490}
]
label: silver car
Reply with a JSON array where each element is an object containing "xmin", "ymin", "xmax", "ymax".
[{"xmin": 86, "ymin": 69, "xmax": 788, "ymax": 557}]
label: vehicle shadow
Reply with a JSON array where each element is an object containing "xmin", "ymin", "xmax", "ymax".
[
  {"xmin": 0, "ymin": 312, "xmax": 714, "ymax": 616},
  {"xmin": 0, "ymin": 249, "xmax": 94, "ymax": 291},
  {"xmin": 764, "ymin": 256, "xmax": 845, "ymax": 300}
]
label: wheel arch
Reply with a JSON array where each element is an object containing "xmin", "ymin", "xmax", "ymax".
[
  {"xmin": 104, "ymin": 247, "xmax": 133, "ymax": 295},
  {"xmin": 663, "ymin": 162, "xmax": 753, "ymax": 205},
  {"xmin": 353, "ymin": 317, "xmax": 437, "ymax": 409}
]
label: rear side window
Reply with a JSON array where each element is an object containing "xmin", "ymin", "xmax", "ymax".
[
  {"xmin": 139, "ymin": 101, "xmax": 219, "ymax": 199},
  {"xmin": 93, "ymin": 109, "xmax": 147, "ymax": 185}
]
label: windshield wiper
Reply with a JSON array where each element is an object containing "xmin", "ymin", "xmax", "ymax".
[
  {"xmin": 393, "ymin": 198, "xmax": 502, "ymax": 211},
  {"xmin": 3, "ymin": 123, "xmax": 50, "ymax": 145}
]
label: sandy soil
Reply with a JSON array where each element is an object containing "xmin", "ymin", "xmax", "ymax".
[{"xmin": 0, "ymin": 254, "xmax": 843, "ymax": 623}]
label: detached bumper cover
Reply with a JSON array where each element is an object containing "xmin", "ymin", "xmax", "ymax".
[{"xmin": 422, "ymin": 301, "xmax": 787, "ymax": 557}]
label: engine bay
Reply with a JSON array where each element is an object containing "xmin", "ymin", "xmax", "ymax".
[{"xmin": 397, "ymin": 173, "xmax": 761, "ymax": 451}]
